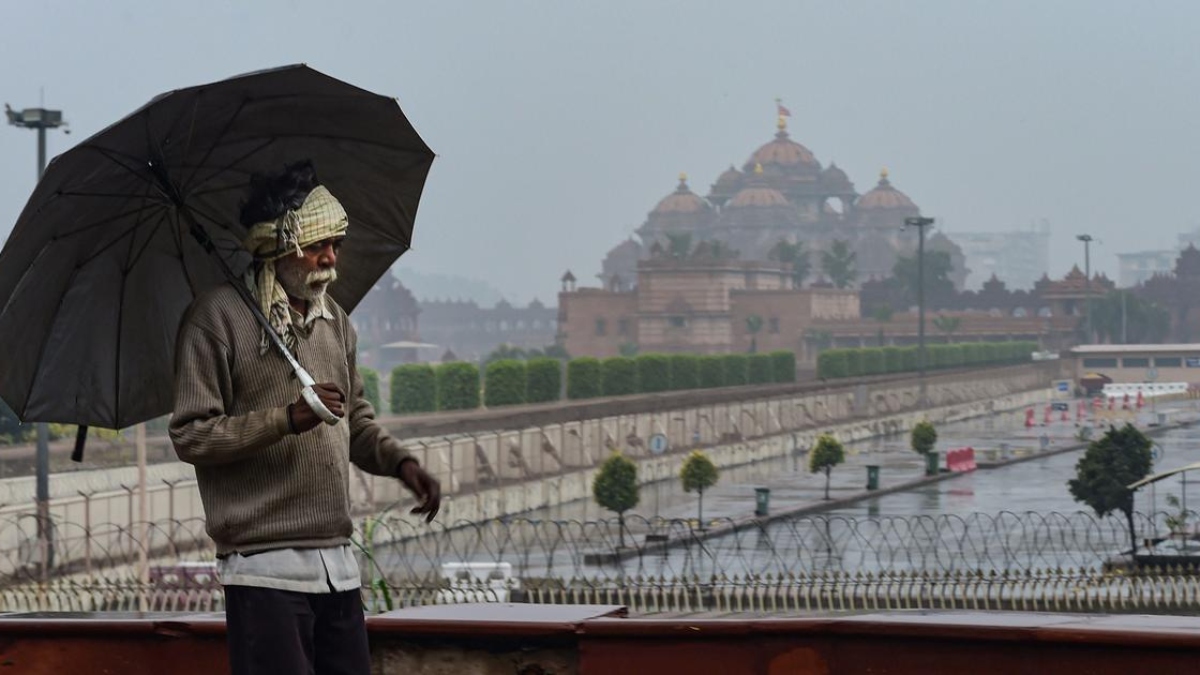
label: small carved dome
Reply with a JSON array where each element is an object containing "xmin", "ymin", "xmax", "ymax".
[
  {"xmin": 742, "ymin": 116, "xmax": 820, "ymax": 175},
  {"xmin": 727, "ymin": 164, "xmax": 790, "ymax": 208},
  {"xmin": 651, "ymin": 173, "xmax": 712, "ymax": 215},
  {"xmin": 856, "ymin": 168, "xmax": 918, "ymax": 211},
  {"xmin": 819, "ymin": 162, "xmax": 855, "ymax": 194}
]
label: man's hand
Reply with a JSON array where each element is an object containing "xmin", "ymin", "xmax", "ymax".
[
  {"xmin": 289, "ymin": 382, "xmax": 345, "ymax": 433},
  {"xmin": 398, "ymin": 459, "xmax": 441, "ymax": 523}
]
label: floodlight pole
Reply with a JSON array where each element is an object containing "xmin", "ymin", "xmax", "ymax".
[
  {"xmin": 1077, "ymin": 234, "xmax": 1094, "ymax": 344},
  {"xmin": 905, "ymin": 216, "xmax": 935, "ymax": 407},
  {"xmin": 6, "ymin": 104, "xmax": 68, "ymax": 578}
]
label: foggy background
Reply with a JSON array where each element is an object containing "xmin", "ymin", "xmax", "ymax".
[{"xmin": 2, "ymin": 0, "xmax": 1197, "ymax": 303}]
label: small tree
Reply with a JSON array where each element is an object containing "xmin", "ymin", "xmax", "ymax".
[
  {"xmin": 745, "ymin": 315, "xmax": 764, "ymax": 354},
  {"xmin": 593, "ymin": 451, "xmax": 640, "ymax": 548},
  {"xmin": 911, "ymin": 420, "xmax": 937, "ymax": 456},
  {"xmin": 809, "ymin": 434, "xmax": 846, "ymax": 500},
  {"xmin": 680, "ymin": 450, "xmax": 719, "ymax": 530},
  {"xmin": 1068, "ymin": 424, "xmax": 1153, "ymax": 557}
]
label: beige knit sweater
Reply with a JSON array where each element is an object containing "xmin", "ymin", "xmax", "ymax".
[{"xmin": 169, "ymin": 284, "xmax": 411, "ymax": 556}]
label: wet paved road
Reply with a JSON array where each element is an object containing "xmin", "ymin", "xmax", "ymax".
[{"xmin": 375, "ymin": 398, "xmax": 1200, "ymax": 579}]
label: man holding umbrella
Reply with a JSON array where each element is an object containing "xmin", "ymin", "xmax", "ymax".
[{"xmin": 170, "ymin": 160, "xmax": 440, "ymax": 675}]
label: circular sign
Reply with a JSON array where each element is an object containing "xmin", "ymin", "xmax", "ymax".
[
  {"xmin": 1152, "ymin": 444, "xmax": 1164, "ymax": 461},
  {"xmin": 649, "ymin": 433, "xmax": 669, "ymax": 456},
  {"xmin": 1146, "ymin": 367, "xmax": 1159, "ymax": 382}
]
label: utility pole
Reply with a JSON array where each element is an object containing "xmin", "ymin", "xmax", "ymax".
[
  {"xmin": 905, "ymin": 216, "xmax": 935, "ymax": 406},
  {"xmin": 6, "ymin": 103, "xmax": 68, "ymax": 579},
  {"xmin": 1077, "ymin": 234, "xmax": 1094, "ymax": 344}
]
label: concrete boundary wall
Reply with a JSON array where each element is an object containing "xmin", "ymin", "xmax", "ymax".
[{"xmin": 13, "ymin": 363, "xmax": 1056, "ymax": 575}]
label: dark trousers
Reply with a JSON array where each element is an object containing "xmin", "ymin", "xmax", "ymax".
[{"xmin": 224, "ymin": 585, "xmax": 370, "ymax": 675}]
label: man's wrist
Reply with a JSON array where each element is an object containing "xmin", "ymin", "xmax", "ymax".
[
  {"xmin": 286, "ymin": 404, "xmax": 299, "ymax": 434},
  {"xmin": 397, "ymin": 456, "xmax": 418, "ymax": 477}
]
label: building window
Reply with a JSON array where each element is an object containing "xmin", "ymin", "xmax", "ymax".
[
  {"xmin": 595, "ymin": 318, "xmax": 607, "ymax": 336},
  {"xmin": 1122, "ymin": 357, "xmax": 1150, "ymax": 368},
  {"xmin": 1156, "ymin": 357, "xmax": 1182, "ymax": 368},
  {"xmin": 1082, "ymin": 357, "xmax": 1117, "ymax": 368},
  {"xmin": 618, "ymin": 318, "xmax": 631, "ymax": 335},
  {"xmin": 668, "ymin": 316, "xmax": 687, "ymax": 328},
  {"xmin": 769, "ymin": 317, "xmax": 780, "ymax": 334}
]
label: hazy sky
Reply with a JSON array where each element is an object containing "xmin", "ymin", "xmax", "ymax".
[{"xmin": 2, "ymin": 1, "xmax": 1199, "ymax": 304}]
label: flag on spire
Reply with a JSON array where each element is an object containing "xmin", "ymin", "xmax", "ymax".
[{"xmin": 776, "ymin": 98, "xmax": 792, "ymax": 117}]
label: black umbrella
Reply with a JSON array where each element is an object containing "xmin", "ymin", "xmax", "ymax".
[{"xmin": 0, "ymin": 64, "xmax": 435, "ymax": 434}]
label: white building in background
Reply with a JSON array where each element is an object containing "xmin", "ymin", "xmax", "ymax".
[
  {"xmin": 1117, "ymin": 250, "xmax": 1176, "ymax": 288},
  {"xmin": 1178, "ymin": 227, "xmax": 1200, "ymax": 251},
  {"xmin": 951, "ymin": 222, "xmax": 1050, "ymax": 291}
]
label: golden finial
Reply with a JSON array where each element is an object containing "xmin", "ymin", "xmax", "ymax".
[
  {"xmin": 777, "ymin": 115, "xmax": 787, "ymax": 131},
  {"xmin": 679, "ymin": 172, "xmax": 688, "ymax": 183},
  {"xmin": 754, "ymin": 163, "xmax": 764, "ymax": 176},
  {"xmin": 880, "ymin": 167, "xmax": 889, "ymax": 181}
]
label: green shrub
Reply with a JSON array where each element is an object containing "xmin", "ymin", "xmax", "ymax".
[
  {"xmin": 698, "ymin": 355, "xmax": 725, "ymax": 388},
  {"xmin": 601, "ymin": 357, "xmax": 639, "ymax": 396},
  {"xmin": 722, "ymin": 354, "xmax": 749, "ymax": 386},
  {"xmin": 358, "ymin": 366, "xmax": 381, "ymax": 413},
  {"xmin": 769, "ymin": 350, "xmax": 796, "ymax": 383},
  {"xmin": 882, "ymin": 347, "xmax": 903, "ymax": 373},
  {"xmin": 817, "ymin": 349, "xmax": 849, "ymax": 379},
  {"xmin": 846, "ymin": 349, "xmax": 864, "ymax": 377},
  {"xmin": 567, "ymin": 357, "xmax": 602, "ymax": 400},
  {"xmin": 525, "ymin": 358, "xmax": 562, "ymax": 403},
  {"xmin": 669, "ymin": 354, "xmax": 700, "ymax": 390},
  {"xmin": 901, "ymin": 346, "xmax": 919, "ymax": 371},
  {"xmin": 484, "ymin": 359, "xmax": 526, "ymax": 407},
  {"xmin": 436, "ymin": 362, "xmax": 481, "ymax": 411},
  {"xmin": 747, "ymin": 353, "xmax": 773, "ymax": 384},
  {"xmin": 390, "ymin": 364, "xmax": 436, "ymax": 414},
  {"xmin": 636, "ymin": 353, "xmax": 671, "ymax": 393},
  {"xmin": 860, "ymin": 348, "xmax": 884, "ymax": 376}
]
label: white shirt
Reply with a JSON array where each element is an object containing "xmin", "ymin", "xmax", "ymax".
[{"xmin": 218, "ymin": 545, "xmax": 361, "ymax": 593}]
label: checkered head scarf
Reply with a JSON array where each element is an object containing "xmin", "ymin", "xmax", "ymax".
[{"xmin": 242, "ymin": 185, "xmax": 349, "ymax": 354}]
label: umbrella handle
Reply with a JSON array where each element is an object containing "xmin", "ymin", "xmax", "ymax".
[{"xmin": 296, "ymin": 368, "xmax": 341, "ymax": 426}]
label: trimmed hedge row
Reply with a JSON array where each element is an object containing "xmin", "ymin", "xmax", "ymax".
[
  {"xmin": 387, "ymin": 349, "xmax": 800, "ymax": 414},
  {"xmin": 359, "ymin": 366, "xmax": 382, "ymax": 413},
  {"xmin": 816, "ymin": 341, "xmax": 1038, "ymax": 379}
]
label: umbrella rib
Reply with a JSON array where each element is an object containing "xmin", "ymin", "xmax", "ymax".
[
  {"xmin": 168, "ymin": 208, "xmax": 202, "ymax": 300},
  {"xmin": 52, "ymin": 203, "xmax": 166, "ymax": 242},
  {"xmin": 204, "ymin": 132, "xmax": 432, "ymax": 156},
  {"xmin": 11, "ymin": 246, "xmax": 84, "ymax": 423},
  {"xmin": 81, "ymin": 145, "xmax": 173, "ymax": 203},
  {"xmin": 182, "ymin": 96, "xmax": 250, "ymax": 194},
  {"xmin": 182, "ymin": 137, "xmax": 277, "ymax": 197}
]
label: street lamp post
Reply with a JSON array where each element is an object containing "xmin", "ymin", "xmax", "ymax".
[
  {"xmin": 1076, "ymin": 234, "xmax": 1094, "ymax": 344},
  {"xmin": 904, "ymin": 216, "xmax": 935, "ymax": 406},
  {"xmin": 6, "ymin": 104, "xmax": 68, "ymax": 578}
]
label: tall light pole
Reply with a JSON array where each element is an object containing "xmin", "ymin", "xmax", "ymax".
[
  {"xmin": 6, "ymin": 103, "xmax": 68, "ymax": 577},
  {"xmin": 904, "ymin": 216, "xmax": 935, "ymax": 406},
  {"xmin": 1076, "ymin": 234, "xmax": 1094, "ymax": 344}
]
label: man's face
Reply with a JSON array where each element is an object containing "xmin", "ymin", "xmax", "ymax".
[{"xmin": 275, "ymin": 236, "xmax": 343, "ymax": 303}]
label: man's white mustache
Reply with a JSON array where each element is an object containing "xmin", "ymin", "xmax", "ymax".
[{"xmin": 307, "ymin": 269, "xmax": 338, "ymax": 285}]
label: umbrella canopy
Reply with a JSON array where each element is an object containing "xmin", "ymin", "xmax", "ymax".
[{"xmin": 0, "ymin": 65, "xmax": 434, "ymax": 428}]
